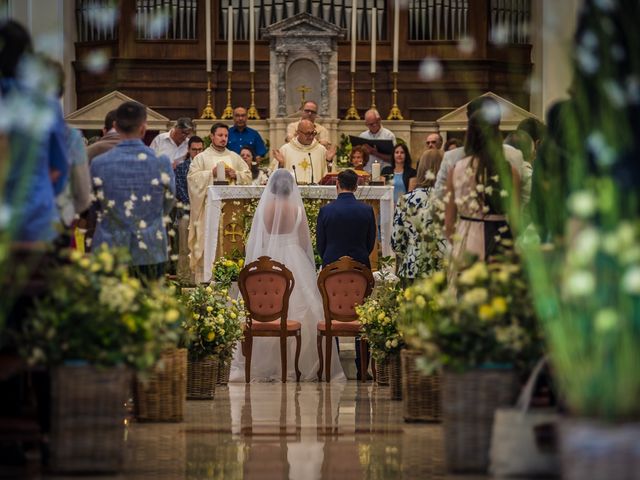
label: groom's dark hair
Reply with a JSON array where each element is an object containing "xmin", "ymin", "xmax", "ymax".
[{"xmin": 337, "ymin": 169, "xmax": 358, "ymax": 191}]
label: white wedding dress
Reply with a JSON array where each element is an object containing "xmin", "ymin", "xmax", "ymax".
[{"xmin": 229, "ymin": 170, "xmax": 345, "ymax": 382}]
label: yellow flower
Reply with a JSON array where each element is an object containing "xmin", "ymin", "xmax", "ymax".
[
  {"xmin": 415, "ymin": 295, "xmax": 426, "ymax": 308},
  {"xmin": 193, "ymin": 313, "xmax": 201, "ymax": 320},
  {"xmin": 165, "ymin": 309, "xmax": 180, "ymax": 322},
  {"xmin": 206, "ymin": 306, "xmax": 214, "ymax": 313},
  {"xmin": 492, "ymin": 297, "xmax": 508, "ymax": 315},
  {"xmin": 478, "ymin": 304, "xmax": 495, "ymax": 321},
  {"xmin": 97, "ymin": 250, "xmax": 114, "ymax": 272},
  {"xmin": 90, "ymin": 262, "xmax": 101, "ymax": 272},
  {"xmin": 70, "ymin": 250, "xmax": 83, "ymax": 262},
  {"xmin": 404, "ymin": 289, "xmax": 413, "ymax": 301},
  {"xmin": 79, "ymin": 257, "xmax": 91, "ymax": 269},
  {"xmin": 219, "ymin": 329, "xmax": 225, "ymax": 336},
  {"xmin": 377, "ymin": 312, "xmax": 385, "ymax": 321},
  {"xmin": 432, "ymin": 271, "xmax": 445, "ymax": 285},
  {"xmin": 238, "ymin": 259, "xmax": 244, "ymax": 267},
  {"xmin": 205, "ymin": 286, "xmax": 213, "ymax": 294},
  {"xmin": 207, "ymin": 331, "xmax": 216, "ymax": 341},
  {"xmin": 230, "ymin": 312, "xmax": 237, "ymax": 319}
]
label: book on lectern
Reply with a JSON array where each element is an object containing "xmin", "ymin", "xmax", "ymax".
[{"xmin": 348, "ymin": 136, "xmax": 395, "ymax": 155}]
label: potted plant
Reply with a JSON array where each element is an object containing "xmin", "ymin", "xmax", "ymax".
[
  {"xmin": 19, "ymin": 246, "xmax": 182, "ymax": 473},
  {"xmin": 181, "ymin": 284, "xmax": 244, "ymax": 397},
  {"xmin": 212, "ymin": 256, "xmax": 243, "ymax": 299},
  {"xmin": 399, "ymin": 254, "xmax": 543, "ymax": 472}
]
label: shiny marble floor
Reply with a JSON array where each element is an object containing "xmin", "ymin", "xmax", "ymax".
[{"xmin": 13, "ymin": 381, "xmax": 494, "ymax": 479}]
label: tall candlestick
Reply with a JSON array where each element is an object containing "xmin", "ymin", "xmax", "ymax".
[
  {"xmin": 249, "ymin": 0, "xmax": 255, "ymax": 72},
  {"xmin": 393, "ymin": 0, "xmax": 399, "ymax": 73},
  {"xmin": 205, "ymin": 0, "xmax": 212, "ymax": 72},
  {"xmin": 227, "ymin": 6, "xmax": 234, "ymax": 72},
  {"xmin": 350, "ymin": 0, "xmax": 357, "ymax": 73},
  {"xmin": 370, "ymin": 7, "xmax": 376, "ymax": 74}
]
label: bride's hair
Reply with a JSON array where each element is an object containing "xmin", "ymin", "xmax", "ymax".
[{"xmin": 269, "ymin": 170, "xmax": 293, "ymax": 196}]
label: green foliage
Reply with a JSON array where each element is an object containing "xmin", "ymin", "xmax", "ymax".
[
  {"xmin": 335, "ymin": 134, "xmax": 353, "ymax": 168},
  {"xmin": 180, "ymin": 284, "xmax": 244, "ymax": 361},
  {"xmin": 19, "ymin": 247, "xmax": 186, "ymax": 371},
  {"xmin": 212, "ymin": 256, "xmax": 243, "ymax": 287}
]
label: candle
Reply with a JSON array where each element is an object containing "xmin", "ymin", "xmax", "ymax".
[
  {"xmin": 249, "ymin": 0, "xmax": 255, "ymax": 72},
  {"xmin": 372, "ymin": 161, "xmax": 381, "ymax": 181},
  {"xmin": 205, "ymin": 0, "xmax": 211, "ymax": 72},
  {"xmin": 393, "ymin": 0, "xmax": 399, "ymax": 73},
  {"xmin": 370, "ymin": 7, "xmax": 376, "ymax": 73},
  {"xmin": 350, "ymin": 0, "xmax": 357, "ymax": 73},
  {"xmin": 227, "ymin": 6, "xmax": 234, "ymax": 72},
  {"xmin": 216, "ymin": 162, "xmax": 226, "ymax": 182}
]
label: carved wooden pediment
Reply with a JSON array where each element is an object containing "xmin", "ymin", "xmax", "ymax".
[
  {"xmin": 65, "ymin": 90, "xmax": 171, "ymax": 131},
  {"xmin": 437, "ymin": 92, "xmax": 539, "ymax": 131}
]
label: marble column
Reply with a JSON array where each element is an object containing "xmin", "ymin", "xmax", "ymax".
[
  {"xmin": 319, "ymin": 51, "xmax": 331, "ymax": 117},
  {"xmin": 276, "ymin": 50, "xmax": 288, "ymax": 117}
]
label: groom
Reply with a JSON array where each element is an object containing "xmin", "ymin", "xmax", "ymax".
[{"xmin": 317, "ymin": 169, "xmax": 377, "ymax": 380}]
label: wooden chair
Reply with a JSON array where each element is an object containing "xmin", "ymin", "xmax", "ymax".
[
  {"xmin": 316, "ymin": 256, "xmax": 375, "ymax": 382},
  {"xmin": 239, "ymin": 256, "xmax": 301, "ymax": 383}
]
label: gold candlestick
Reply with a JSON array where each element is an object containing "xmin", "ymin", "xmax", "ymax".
[
  {"xmin": 247, "ymin": 71, "xmax": 260, "ymax": 119},
  {"xmin": 200, "ymin": 73, "xmax": 217, "ymax": 119},
  {"xmin": 344, "ymin": 72, "xmax": 360, "ymax": 120},
  {"xmin": 387, "ymin": 72, "xmax": 404, "ymax": 120},
  {"xmin": 221, "ymin": 71, "xmax": 234, "ymax": 119},
  {"xmin": 369, "ymin": 72, "xmax": 376, "ymax": 110}
]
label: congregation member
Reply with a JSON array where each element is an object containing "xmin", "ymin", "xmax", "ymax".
[
  {"xmin": 227, "ymin": 106, "xmax": 268, "ymax": 161},
  {"xmin": 434, "ymin": 96, "xmax": 526, "ymax": 201},
  {"xmin": 87, "ymin": 110, "xmax": 120, "ymax": 163},
  {"xmin": 90, "ymin": 101, "xmax": 175, "ymax": 280},
  {"xmin": 150, "ymin": 117, "xmax": 193, "ymax": 168},
  {"xmin": 240, "ymin": 146, "xmax": 268, "ymax": 185},
  {"xmin": 382, "ymin": 144, "xmax": 417, "ymax": 203},
  {"xmin": 188, "ymin": 123, "xmax": 250, "ymax": 282},
  {"xmin": 173, "ymin": 136, "xmax": 204, "ymax": 283},
  {"xmin": 349, "ymin": 145, "xmax": 370, "ymax": 172},
  {"xmin": 286, "ymin": 100, "xmax": 330, "ymax": 146},
  {"xmin": 444, "ymin": 138, "xmax": 463, "ymax": 152},
  {"xmin": 273, "ymin": 119, "xmax": 332, "ymax": 184},
  {"xmin": 517, "ymin": 117, "xmax": 547, "ymax": 157},
  {"xmin": 317, "ymin": 169, "xmax": 377, "ymax": 381},
  {"xmin": 415, "ymin": 132, "xmax": 443, "ymax": 185},
  {"xmin": 392, "ymin": 149, "xmax": 444, "ymax": 285},
  {"xmin": 359, "ymin": 109, "xmax": 396, "ymax": 173}
]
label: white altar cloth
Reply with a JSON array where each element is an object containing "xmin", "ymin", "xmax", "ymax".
[{"xmin": 202, "ymin": 185, "xmax": 395, "ymax": 282}]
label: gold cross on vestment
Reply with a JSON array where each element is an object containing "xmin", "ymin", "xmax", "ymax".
[
  {"xmin": 299, "ymin": 157, "xmax": 311, "ymax": 171},
  {"xmin": 223, "ymin": 222, "xmax": 243, "ymax": 243},
  {"xmin": 296, "ymin": 85, "xmax": 312, "ymax": 109}
]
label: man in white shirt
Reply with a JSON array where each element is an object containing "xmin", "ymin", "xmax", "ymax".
[
  {"xmin": 273, "ymin": 119, "xmax": 332, "ymax": 184},
  {"xmin": 359, "ymin": 109, "xmax": 396, "ymax": 173},
  {"xmin": 434, "ymin": 97, "xmax": 526, "ymax": 200},
  {"xmin": 187, "ymin": 122, "xmax": 251, "ymax": 282},
  {"xmin": 150, "ymin": 117, "xmax": 193, "ymax": 169}
]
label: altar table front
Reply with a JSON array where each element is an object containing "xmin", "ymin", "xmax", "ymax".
[{"xmin": 202, "ymin": 185, "xmax": 395, "ymax": 283}]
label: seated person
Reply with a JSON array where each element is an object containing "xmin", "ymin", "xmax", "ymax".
[{"xmin": 349, "ymin": 145, "xmax": 371, "ymax": 175}]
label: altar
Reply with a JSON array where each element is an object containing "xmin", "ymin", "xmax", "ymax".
[{"xmin": 201, "ymin": 185, "xmax": 395, "ymax": 283}]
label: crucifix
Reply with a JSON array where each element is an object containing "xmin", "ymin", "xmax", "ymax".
[{"xmin": 296, "ymin": 85, "xmax": 312, "ymax": 109}]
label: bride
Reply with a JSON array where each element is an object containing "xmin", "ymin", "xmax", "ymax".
[{"xmin": 229, "ymin": 169, "xmax": 345, "ymax": 382}]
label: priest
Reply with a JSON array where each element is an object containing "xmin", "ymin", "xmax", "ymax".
[
  {"xmin": 188, "ymin": 122, "xmax": 251, "ymax": 282},
  {"xmin": 272, "ymin": 119, "xmax": 335, "ymax": 184}
]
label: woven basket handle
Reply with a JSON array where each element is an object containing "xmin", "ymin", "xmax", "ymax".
[{"xmin": 515, "ymin": 355, "xmax": 548, "ymax": 413}]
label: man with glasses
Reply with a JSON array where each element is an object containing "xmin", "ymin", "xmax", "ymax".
[
  {"xmin": 273, "ymin": 119, "xmax": 332, "ymax": 184},
  {"xmin": 286, "ymin": 100, "xmax": 330, "ymax": 146},
  {"xmin": 359, "ymin": 109, "xmax": 396, "ymax": 173},
  {"xmin": 150, "ymin": 117, "xmax": 194, "ymax": 169}
]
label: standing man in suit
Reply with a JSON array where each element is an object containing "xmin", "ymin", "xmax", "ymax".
[{"xmin": 317, "ymin": 169, "xmax": 377, "ymax": 380}]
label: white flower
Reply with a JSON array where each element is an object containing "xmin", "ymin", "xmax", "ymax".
[
  {"xmin": 567, "ymin": 190, "xmax": 597, "ymax": 218},
  {"xmin": 484, "ymin": 185, "xmax": 493, "ymax": 195},
  {"xmin": 107, "ymin": 200, "xmax": 115, "ymax": 208},
  {"xmin": 499, "ymin": 189, "xmax": 508, "ymax": 198},
  {"xmin": 425, "ymin": 170, "xmax": 436, "ymax": 181},
  {"xmin": 137, "ymin": 152, "xmax": 148, "ymax": 161},
  {"xmin": 93, "ymin": 177, "xmax": 103, "ymax": 186},
  {"xmin": 130, "ymin": 193, "xmax": 138, "ymax": 201},
  {"xmin": 95, "ymin": 190, "xmax": 104, "ymax": 200},
  {"xmin": 138, "ymin": 241, "xmax": 148, "ymax": 250},
  {"xmin": 565, "ymin": 270, "xmax": 596, "ymax": 298},
  {"xmin": 419, "ymin": 57, "xmax": 443, "ymax": 81},
  {"xmin": 163, "ymin": 215, "xmax": 171, "ymax": 225},
  {"xmin": 124, "ymin": 210, "xmax": 132, "ymax": 217},
  {"xmin": 160, "ymin": 172, "xmax": 171, "ymax": 185},
  {"xmin": 151, "ymin": 178, "xmax": 160, "ymax": 186},
  {"xmin": 168, "ymin": 229, "xmax": 176, "ymax": 237},
  {"xmin": 622, "ymin": 267, "xmax": 640, "ymax": 295},
  {"xmin": 142, "ymin": 194, "xmax": 151, "ymax": 202},
  {"xmin": 138, "ymin": 220, "xmax": 147, "ymax": 229},
  {"xmin": 476, "ymin": 184, "xmax": 484, "ymax": 193},
  {"xmin": 170, "ymin": 254, "xmax": 179, "ymax": 261},
  {"xmin": 156, "ymin": 230, "xmax": 164, "ymax": 240},
  {"xmin": 569, "ymin": 227, "xmax": 600, "ymax": 266}
]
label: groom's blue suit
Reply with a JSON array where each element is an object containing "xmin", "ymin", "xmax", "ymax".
[
  {"xmin": 317, "ymin": 192, "xmax": 376, "ymax": 268},
  {"xmin": 317, "ymin": 191, "xmax": 377, "ymax": 380}
]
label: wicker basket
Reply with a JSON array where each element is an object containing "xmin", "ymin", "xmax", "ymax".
[
  {"xmin": 560, "ymin": 419, "xmax": 640, "ymax": 480},
  {"xmin": 49, "ymin": 364, "xmax": 131, "ymax": 473},
  {"xmin": 389, "ymin": 351, "xmax": 402, "ymax": 400},
  {"xmin": 135, "ymin": 348, "xmax": 187, "ymax": 422},
  {"xmin": 187, "ymin": 356, "xmax": 219, "ymax": 399},
  {"xmin": 216, "ymin": 357, "xmax": 231, "ymax": 385},
  {"xmin": 401, "ymin": 350, "xmax": 441, "ymax": 422},
  {"xmin": 376, "ymin": 357, "xmax": 390, "ymax": 386},
  {"xmin": 442, "ymin": 368, "xmax": 518, "ymax": 473}
]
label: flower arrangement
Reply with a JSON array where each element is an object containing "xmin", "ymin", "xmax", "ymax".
[
  {"xmin": 19, "ymin": 246, "xmax": 185, "ymax": 372},
  {"xmin": 212, "ymin": 256, "xmax": 243, "ymax": 287},
  {"xmin": 334, "ymin": 133, "xmax": 353, "ymax": 168},
  {"xmin": 181, "ymin": 284, "xmax": 244, "ymax": 362},
  {"xmin": 399, "ymin": 253, "xmax": 542, "ymax": 374},
  {"xmin": 356, "ymin": 258, "xmax": 404, "ymax": 362}
]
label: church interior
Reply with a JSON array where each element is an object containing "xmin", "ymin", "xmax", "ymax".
[{"xmin": 3, "ymin": 0, "xmax": 639, "ymax": 479}]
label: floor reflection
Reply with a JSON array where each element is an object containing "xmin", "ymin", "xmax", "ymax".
[{"xmin": 17, "ymin": 382, "xmax": 494, "ymax": 479}]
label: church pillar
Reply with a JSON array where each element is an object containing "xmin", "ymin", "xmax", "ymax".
[
  {"xmin": 319, "ymin": 51, "xmax": 331, "ymax": 117},
  {"xmin": 276, "ymin": 50, "xmax": 288, "ymax": 118}
]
